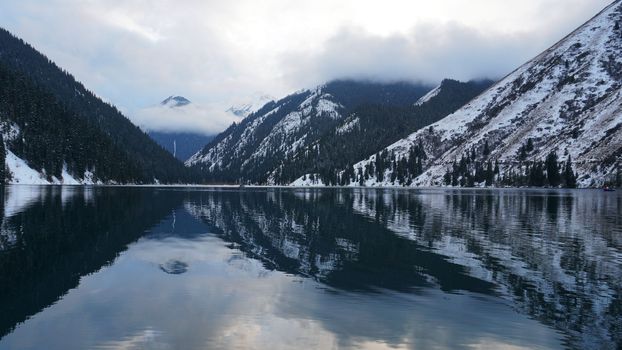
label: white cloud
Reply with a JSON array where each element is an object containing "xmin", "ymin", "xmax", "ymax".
[
  {"xmin": 282, "ymin": 22, "xmax": 544, "ymax": 86},
  {"xmin": 0, "ymin": 0, "xmax": 613, "ymax": 134},
  {"xmin": 131, "ymin": 103, "xmax": 240, "ymax": 135}
]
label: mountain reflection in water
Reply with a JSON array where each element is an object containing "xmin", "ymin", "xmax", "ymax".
[{"xmin": 0, "ymin": 186, "xmax": 619, "ymax": 350}]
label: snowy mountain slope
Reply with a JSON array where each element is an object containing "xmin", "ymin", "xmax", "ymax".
[
  {"xmin": 350, "ymin": 1, "xmax": 622, "ymax": 188},
  {"xmin": 189, "ymin": 79, "xmax": 492, "ymax": 185},
  {"xmin": 5, "ymin": 150, "xmax": 95, "ymax": 185},
  {"xmin": 0, "ymin": 121, "xmax": 96, "ymax": 184},
  {"xmin": 187, "ymin": 80, "xmax": 436, "ymax": 184},
  {"xmin": 185, "ymin": 89, "xmax": 319, "ymax": 175}
]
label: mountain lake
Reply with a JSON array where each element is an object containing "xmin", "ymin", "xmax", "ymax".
[{"xmin": 0, "ymin": 186, "xmax": 620, "ymax": 349}]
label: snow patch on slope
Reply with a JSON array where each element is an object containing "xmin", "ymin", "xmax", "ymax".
[
  {"xmin": 414, "ymin": 85, "xmax": 441, "ymax": 106},
  {"xmin": 5, "ymin": 150, "xmax": 97, "ymax": 185},
  {"xmin": 336, "ymin": 117, "xmax": 360, "ymax": 135},
  {"xmin": 6, "ymin": 150, "xmax": 50, "ymax": 185},
  {"xmin": 290, "ymin": 174, "xmax": 326, "ymax": 187}
]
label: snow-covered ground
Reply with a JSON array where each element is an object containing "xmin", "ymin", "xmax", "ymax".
[
  {"xmin": 5, "ymin": 150, "xmax": 96, "ymax": 185},
  {"xmin": 290, "ymin": 174, "xmax": 326, "ymax": 187}
]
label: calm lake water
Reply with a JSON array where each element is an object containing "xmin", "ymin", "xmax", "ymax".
[{"xmin": 0, "ymin": 186, "xmax": 620, "ymax": 349}]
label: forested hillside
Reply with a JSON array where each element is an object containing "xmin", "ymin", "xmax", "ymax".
[
  {"xmin": 188, "ymin": 79, "xmax": 492, "ymax": 184},
  {"xmin": 0, "ymin": 28, "xmax": 191, "ymax": 184},
  {"xmin": 279, "ymin": 79, "xmax": 492, "ymax": 185}
]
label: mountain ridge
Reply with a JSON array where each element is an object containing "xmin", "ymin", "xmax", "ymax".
[
  {"xmin": 334, "ymin": 0, "xmax": 622, "ymax": 188},
  {"xmin": 187, "ymin": 79, "xmax": 494, "ymax": 184}
]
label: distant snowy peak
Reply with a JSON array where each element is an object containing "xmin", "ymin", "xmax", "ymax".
[
  {"xmin": 161, "ymin": 95, "xmax": 191, "ymax": 108},
  {"xmin": 226, "ymin": 94, "xmax": 274, "ymax": 118}
]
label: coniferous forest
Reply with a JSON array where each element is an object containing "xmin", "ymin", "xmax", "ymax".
[{"xmin": 0, "ymin": 28, "xmax": 192, "ymax": 184}]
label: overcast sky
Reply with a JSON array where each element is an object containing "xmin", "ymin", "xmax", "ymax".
[{"xmin": 0, "ymin": 0, "xmax": 613, "ymax": 134}]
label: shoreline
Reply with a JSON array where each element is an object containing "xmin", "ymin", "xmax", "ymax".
[{"xmin": 2, "ymin": 183, "xmax": 614, "ymax": 191}]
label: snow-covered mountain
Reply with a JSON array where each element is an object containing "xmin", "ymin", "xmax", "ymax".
[
  {"xmin": 161, "ymin": 95, "xmax": 191, "ymax": 108},
  {"xmin": 226, "ymin": 94, "xmax": 274, "ymax": 118},
  {"xmin": 347, "ymin": 1, "xmax": 622, "ymax": 188},
  {"xmin": 187, "ymin": 80, "xmax": 490, "ymax": 184}
]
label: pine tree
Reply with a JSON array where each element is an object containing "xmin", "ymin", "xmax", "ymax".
[
  {"xmin": 529, "ymin": 162, "xmax": 545, "ymax": 187},
  {"xmin": 563, "ymin": 155, "xmax": 577, "ymax": 188},
  {"xmin": 443, "ymin": 170, "xmax": 452, "ymax": 186},
  {"xmin": 526, "ymin": 138, "xmax": 534, "ymax": 152},
  {"xmin": 545, "ymin": 151, "xmax": 560, "ymax": 187},
  {"xmin": 0, "ymin": 133, "xmax": 5, "ymax": 183},
  {"xmin": 518, "ymin": 146, "xmax": 528, "ymax": 161},
  {"xmin": 485, "ymin": 161, "xmax": 494, "ymax": 186},
  {"xmin": 483, "ymin": 140, "xmax": 490, "ymax": 156}
]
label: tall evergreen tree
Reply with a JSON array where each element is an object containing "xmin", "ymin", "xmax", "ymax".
[
  {"xmin": 545, "ymin": 151, "xmax": 561, "ymax": 187},
  {"xmin": 563, "ymin": 154, "xmax": 577, "ymax": 188},
  {"xmin": 0, "ymin": 133, "xmax": 5, "ymax": 183}
]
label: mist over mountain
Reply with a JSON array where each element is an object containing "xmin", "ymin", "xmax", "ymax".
[
  {"xmin": 145, "ymin": 95, "xmax": 275, "ymax": 161},
  {"xmin": 132, "ymin": 96, "xmax": 236, "ymax": 136},
  {"xmin": 0, "ymin": 0, "xmax": 612, "ymax": 121},
  {"xmin": 226, "ymin": 94, "xmax": 275, "ymax": 118},
  {"xmin": 161, "ymin": 96, "xmax": 191, "ymax": 108}
]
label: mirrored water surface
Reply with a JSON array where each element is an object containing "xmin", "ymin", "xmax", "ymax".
[{"xmin": 0, "ymin": 186, "xmax": 620, "ymax": 349}]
